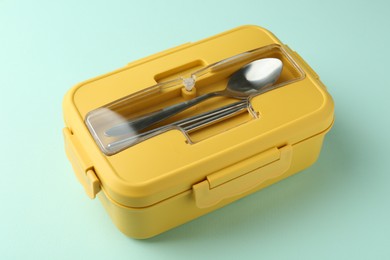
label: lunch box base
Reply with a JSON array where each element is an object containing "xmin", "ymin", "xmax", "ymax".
[{"xmin": 98, "ymin": 130, "xmax": 328, "ymax": 239}]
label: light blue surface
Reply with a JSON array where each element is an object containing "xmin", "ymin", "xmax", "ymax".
[{"xmin": 1, "ymin": 1, "xmax": 389, "ymax": 259}]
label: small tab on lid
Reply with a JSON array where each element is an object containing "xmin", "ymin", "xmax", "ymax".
[{"xmin": 182, "ymin": 76, "xmax": 196, "ymax": 92}]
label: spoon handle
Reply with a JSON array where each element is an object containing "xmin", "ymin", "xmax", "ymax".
[
  {"xmin": 105, "ymin": 92, "xmax": 219, "ymax": 136},
  {"xmin": 106, "ymin": 100, "xmax": 247, "ymax": 151}
]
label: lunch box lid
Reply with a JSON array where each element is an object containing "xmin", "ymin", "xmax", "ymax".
[{"xmin": 63, "ymin": 25, "xmax": 334, "ymax": 208}]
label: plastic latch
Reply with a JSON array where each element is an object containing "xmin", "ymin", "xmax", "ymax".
[
  {"xmin": 63, "ymin": 128, "xmax": 101, "ymax": 199},
  {"xmin": 192, "ymin": 145, "xmax": 293, "ymax": 208},
  {"xmin": 85, "ymin": 169, "xmax": 101, "ymax": 199}
]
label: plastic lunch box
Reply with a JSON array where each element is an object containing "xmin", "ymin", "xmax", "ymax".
[{"xmin": 63, "ymin": 25, "xmax": 334, "ymax": 239}]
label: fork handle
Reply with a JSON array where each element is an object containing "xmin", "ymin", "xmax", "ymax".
[{"xmin": 105, "ymin": 92, "xmax": 219, "ymax": 136}]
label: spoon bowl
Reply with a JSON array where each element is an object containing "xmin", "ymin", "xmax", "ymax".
[{"xmin": 226, "ymin": 58, "xmax": 283, "ymax": 96}]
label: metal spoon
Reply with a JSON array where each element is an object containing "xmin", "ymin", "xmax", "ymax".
[{"xmin": 105, "ymin": 58, "xmax": 283, "ymax": 136}]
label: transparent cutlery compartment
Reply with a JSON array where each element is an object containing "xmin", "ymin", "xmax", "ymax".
[{"xmin": 85, "ymin": 44, "xmax": 304, "ymax": 155}]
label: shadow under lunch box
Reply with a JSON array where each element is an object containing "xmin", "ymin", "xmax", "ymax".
[{"xmin": 63, "ymin": 25, "xmax": 334, "ymax": 239}]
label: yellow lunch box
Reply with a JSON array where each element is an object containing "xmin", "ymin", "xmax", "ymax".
[{"xmin": 63, "ymin": 25, "xmax": 334, "ymax": 239}]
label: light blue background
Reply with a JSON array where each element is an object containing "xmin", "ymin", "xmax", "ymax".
[{"xmin": 1, "ymin": 1, "xmax": 389, "ymax": 259}]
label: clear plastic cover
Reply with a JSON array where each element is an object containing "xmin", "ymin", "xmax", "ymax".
[{"xmin": 85, "ymin": 45, "xmax": 304, "ymax": 155}]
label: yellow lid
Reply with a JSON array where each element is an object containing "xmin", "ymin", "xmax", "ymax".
[{"xmin": 63, "ymin": 25, "xmax": 334, "ymax": 207}]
